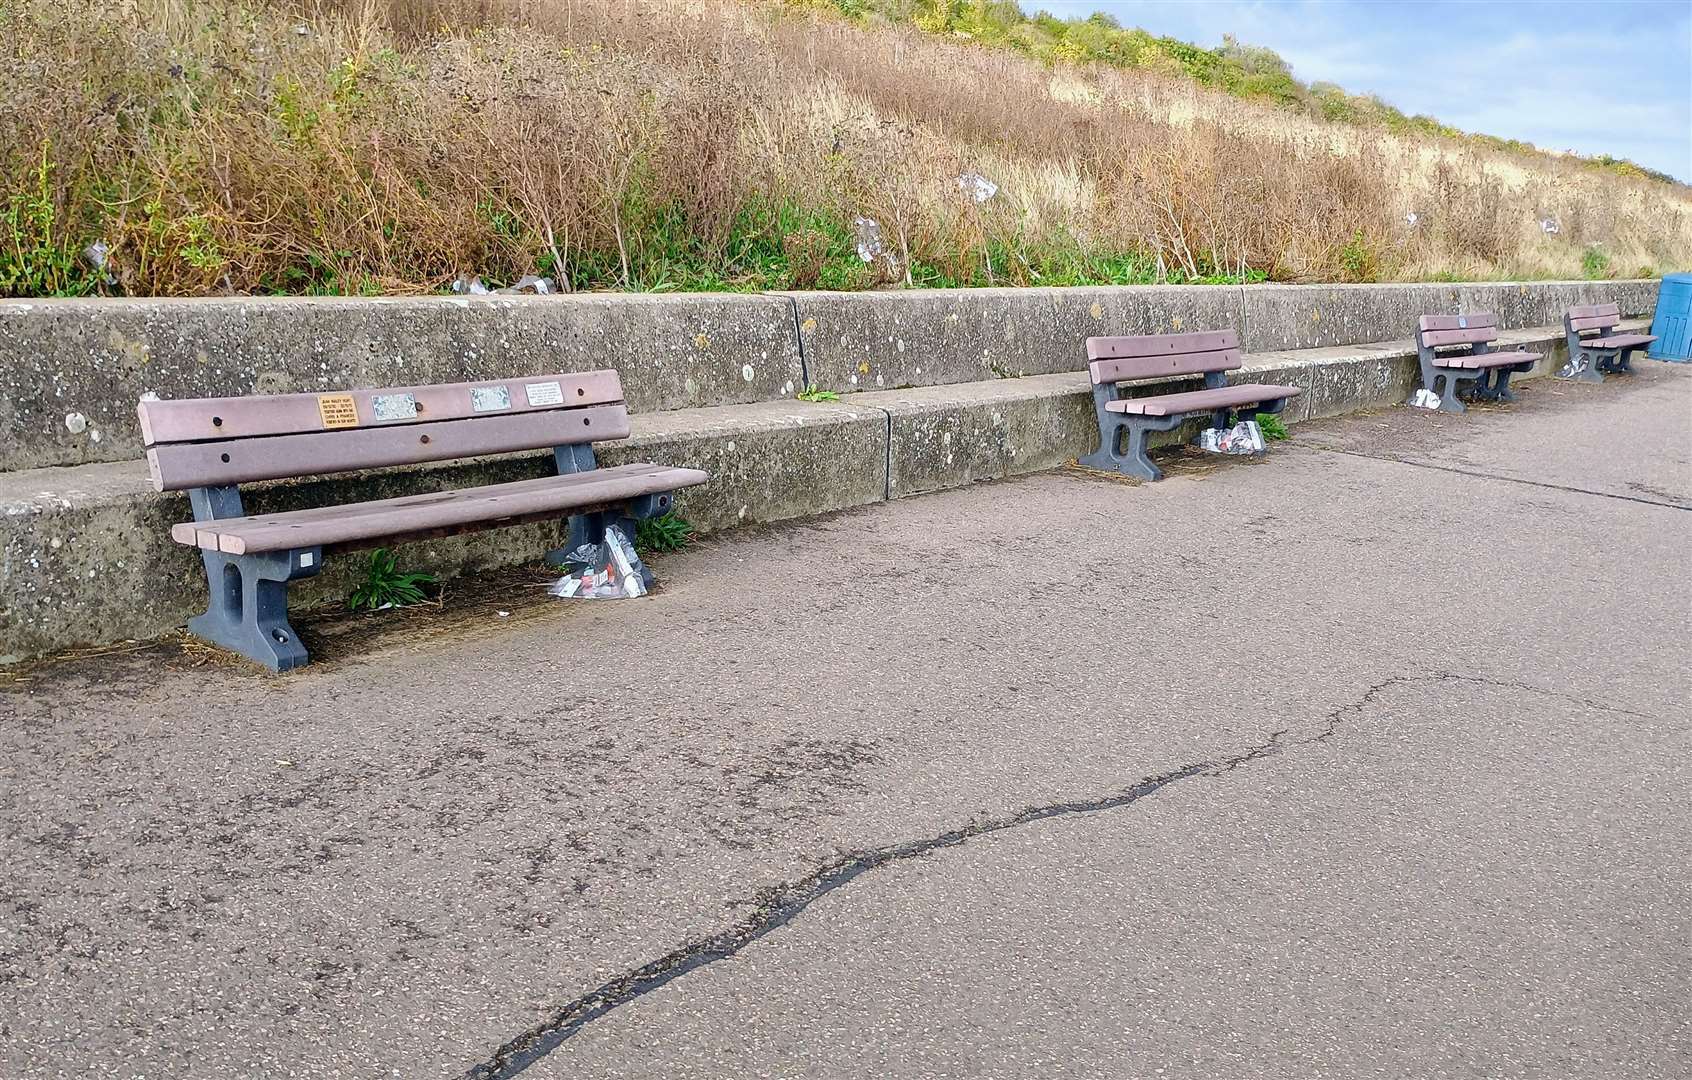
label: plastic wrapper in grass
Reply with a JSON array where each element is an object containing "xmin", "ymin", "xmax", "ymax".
[
  {"xmin": 1196, "ymin": 419, "xmax": 1265, "ymax": 455},
  {"xmin": 548, "ymin": 525, "xmax": 651, "ymax": 600}
]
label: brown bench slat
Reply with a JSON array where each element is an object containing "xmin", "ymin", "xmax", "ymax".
[
  {"xmin": 1089, "ymin": 347, "xmax": 1243, "ymax": 385},
  {"xmin": 1441, "ymin": 349, "xmax": 1542, "ymax": 370},
  {"xmin": 1567, "ymin": 302, "xmax": 1621, "ymax": 320},
  {"xmin": 1417, "ymin": 313, "xmax": 1499, "ymax": 331},
  {"xmin": 1104, "ymin": 382, "xmax": 1301, "ymax": 417},
  {"xmin": 1569, "ymin": 315, "xmax": 1625, "ymax": 331},
  {"xmin": 1086, "ymin": 330, "xmax": 1239, "ymax": 360},
  {"xmin": 1585, "ymin": 333, "xmax": 1657, "ymax": 349},
  {"xmin": 138, "ymin": 371, "xmax": 624, "ymax": 446},
  {"xmin": 147, "ymin": 404, "xmax": 629, "ymax": 491},
  {"xmin": 1420, "ymin": 326, "xmax": 1500, "ymax": 347},
  {"xmin": 170, "ymin": 463, "xmax": 708, "ymax": 555}
]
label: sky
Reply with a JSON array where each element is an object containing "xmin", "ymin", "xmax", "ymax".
[{"xmin": 1030, "ymin": 1, "xmax": 1692, "ymax": 181}]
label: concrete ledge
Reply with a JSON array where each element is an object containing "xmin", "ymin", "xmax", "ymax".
[
  {"xmin": 0, "ymin": 319, "xmax": 1648, "ymax": 663},
  {"xmin": 0, "ymin": 293, "xmax": 804, "ymax": 471},
  {"xmin": 856, "ymin": 375, "xmax": 1093, "ymax": 498}
]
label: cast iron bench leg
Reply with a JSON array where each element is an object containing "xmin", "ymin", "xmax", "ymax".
[
  {"xmin": 1081, "ymin": 384, "xmax": 1169, "ymax": 481},
  {"xmin": 189, "ymin": 548, "xmax": 322, "ymax": 672},
  {"xmin": 1435, "ymin": 369, "xmax": 1468, "ymax": 413},
  {"xmin": 1078, "ymin": 417, "xmax": 1162, "ymax": 480},
  {"xmin": 1571, "ymin": 346, "xmax": 1607, "ymax": 383},
  {"xmin": 1116, "ymin": 422, "xmax": 1162, "ymax": 481},
  {"xmin": 1469, "ymin": 366, "xmax": 1518, "ymax": 403},
  {"xmin": 1489, "ymin": 366, "xmax": 1519, "ymax": 402},
  {"xmin": 183, "ymin": 484, "xmax": 321, "ymax": 671}
]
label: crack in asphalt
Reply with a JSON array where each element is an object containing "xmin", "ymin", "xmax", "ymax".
[
  {"xmin": 458, "ymin": 671, "xmax": 1644, "ymax": 1079},
  {"xmin": 1308, "ymin": 445, "xmax": 1691, "ymax": 512}
]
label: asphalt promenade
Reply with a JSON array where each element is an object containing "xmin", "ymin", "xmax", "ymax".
[{"xmin": 3, "ymin": 364, "xmax": 1687, "ymax": 1079}]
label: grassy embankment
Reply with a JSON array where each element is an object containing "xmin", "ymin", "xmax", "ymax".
[{"xmin": 3, "ymin": 0, "xmax": 1688, "ymax": 299}]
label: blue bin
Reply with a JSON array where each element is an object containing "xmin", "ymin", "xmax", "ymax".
[{"xmin": 1649, "ymin": 272, "xmax": 1692, "ymax": 362}]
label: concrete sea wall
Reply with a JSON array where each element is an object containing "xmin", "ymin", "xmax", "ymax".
[{"xmin": 0, "ymin": 280, "xmax": 1660, "ymax": 662}]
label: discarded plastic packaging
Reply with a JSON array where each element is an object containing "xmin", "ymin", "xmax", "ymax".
[
  {"xmin": 957, "ymin": 171, "xmax": 998, "ymax": 203},
  {"xmin": 455, "ymin": 273, "xmax": 556, "ymax": 296},
  {"xmin": 1410, "ymin": 388, "xmax": 1442, "ymax": 410},
  {"xmin": 548, "ymin": 525, "xmax": 650, "ymax": 600},
  {"xmin": 1196, "ymin": 419, "xmax": 1265, "ymax": 455},
  {"xmin": 853, "ymin": 216, "xmax": 885, "ymax": 263},
  {"xmin": 1539, "ymin": 217, "xmax": 1560, "ymax": 235},
  {"xmin": 495, "ymin": 274, "xmax": 555, "ymax": 295},
  {"xmin": 1558, "ymin": 354, "xmax": 1589, "ymax": 379}
]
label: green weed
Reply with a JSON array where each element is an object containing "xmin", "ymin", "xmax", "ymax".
[
  {"xmin": 1, "ymin": 147, "xmax": 98, "ymax": 299},
  {"xmin": 347, "ymin": 548, "xmax": 436, "ymax": 610},
  {"xmin": 796, "ymin": 385, "xmax": 842, "ymax": 402},
  {"xmin": 636, "ymin": 513, "xmax": 695, "ymax": 555},
  {"xmin": 1581, "ymin": 247, "xmax": 1611, "ymax": 279},
  {"xmin": 1255, "ymin": 412, "xmax": 1290, "ymax": 440},
  {"xmin": 1339, "ymin": 231, "xmax": 1377, "ymax": 282}
]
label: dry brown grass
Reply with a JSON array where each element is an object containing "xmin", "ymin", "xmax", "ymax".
[{"xmin": 2, "ymin": 0, "xmax": 1687, "ymax": 297}]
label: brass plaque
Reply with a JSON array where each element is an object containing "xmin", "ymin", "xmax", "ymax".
[{"xmin": 317, "ymin": 393, "xmax": 359, "ymax": 429}]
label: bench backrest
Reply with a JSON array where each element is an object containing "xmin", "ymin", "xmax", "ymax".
[
  {"xmin": 1566, "ymin": 302, "xmax": 1621, "ymax": 334},
  {"xmin": 1416, "ymin": 312, "xmax": 1500, "ymax": 348},
  {"xmin": 1086, "ymin": 331, "xmax": 1242, "ymax": 385},
  {"xmin": 139, "ymin": 370, "xmax": 627, "ymax": 492}
]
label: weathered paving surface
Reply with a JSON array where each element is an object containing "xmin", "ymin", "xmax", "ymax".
[{"xmin": 1, "ymin": 364, "xmax": 1687, "ymax": 1079}]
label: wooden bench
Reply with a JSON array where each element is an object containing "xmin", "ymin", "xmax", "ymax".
[
  {"xmin": 1078, "ymin": 330, "xmax": 1301, "ymax": 481},
  {"xmin": 139, "ymin": 370, "xmax": 707, "ymax": 671},
  {"xmin": 1562, "ymin": 302, "xmax": 1656, "ymax": 383},
  {"xmin": 1412, "ymin": 312, "xmax": 1542, "ymax": 413}
]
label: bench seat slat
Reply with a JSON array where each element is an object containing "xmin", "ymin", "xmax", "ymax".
[
  {"xmin": 1104, "ymin": 382, "xmax": 1301, "ymax": 417},
  {"xmin": 1439, "ymin": 349, "xmax": 1542, "ymax": 370},
  {"xmin": 1584, "ymin": 333, "xmax": 1657, "ymax": 349},
  {"xmin": 138, "ymin": 371, "xmax": 624, "ymax": 446},
  {"xmin": 147, "ymin": 405, "xmax": 629, "ymax": 491},
  {"xmin": 170, "ymin": 463, "xmax": 709, "ymax": 555}
]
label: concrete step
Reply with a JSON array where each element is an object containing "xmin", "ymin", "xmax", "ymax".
[{"xmin": 0, "ymin": 321, "xmax": 1641, "ymax": 663}]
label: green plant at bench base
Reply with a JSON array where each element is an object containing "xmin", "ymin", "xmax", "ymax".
[
  {"xmin": 348, "ymin": 548, "xmax": 436, "ymax": 610},
  {"xmin": 1255, "ymin": 413, "xmax": 1291, "ymax": 441},
  {"xmin": 636, "ymin": 513, "xmax": 696, "ymax": 555},
  {"xmin": 796, "ymin": 385, "xmax": 842, "ymax": 402}
]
